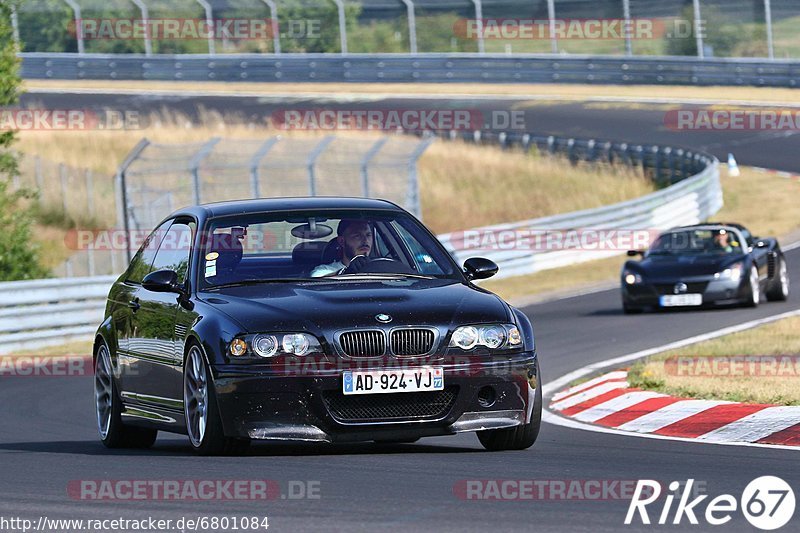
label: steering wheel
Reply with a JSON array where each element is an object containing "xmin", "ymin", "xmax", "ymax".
[{"xmin": 341, "ymin": 256, "xmax": 414, "ymax": 275}]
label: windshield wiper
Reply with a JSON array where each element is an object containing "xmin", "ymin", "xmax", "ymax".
[
  {"xmin": 206, "ymin": 278, "xmax": 322, "ymax": 290},
  {"xmin": 328, "ymin": 272, "xmax": 435, "ymax": 280}
]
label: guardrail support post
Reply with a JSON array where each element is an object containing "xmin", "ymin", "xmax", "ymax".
[
  {"xmin": 307, "ymin": 136, "xmax": 335, "ymax": 196},
  {"xmin": 401, "ymin": 0, "xmax": 418, "ymax": 54},
  {"xmin": 331, "ymin": 0, "xmax": 348, "ymax": 54},
  {"xmin": 470, "ymin": 0, "xmax": 485, "ymax": 54},
  {"xmin": 195, "ymin": 0, "xmax": 216, "ymax": 55},
  {"xmin": 260, "ymin": 0, "xmax": 281, "ymax": 54},
  {"xmin": 189, "ymin": 137, "xmax": 221, "ymax": 205},
  {"xmin": 622, "ymin": 0, "xmax": 633, "ymax": 56},
  {"xmin": 62, "ymin": 0, "xmax": 85, "ymax": 55},
  {"xmin": 692, "ymin": 0, "xmax": 704, "ymax": 58},
  {"xmin": 130, "ymin": 0, "xmax": 152, "ymax": 56},
  {"xmin": 764, "ymin": 0, "xmax": 774, "ymax": 60},
  {"xmin": 546, "ymin": 0, "xmax": 558, "ymax": 54},
  {"xmin": 249, "ymin": 136, "xmax": 281, "ymax": 198},
  {"xmin": 360, "ymin": 137, "xmax": 389, "ymax": 198}
]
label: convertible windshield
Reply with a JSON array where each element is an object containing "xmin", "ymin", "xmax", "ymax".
[
  {"xmin": 649, "ymin": 229, "xmax": 743, "ymax": 256},
  {"xmin": 200, "ymin": 210, "xmax": 459, "ymax": 287}
]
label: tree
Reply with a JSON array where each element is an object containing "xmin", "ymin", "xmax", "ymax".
[{"xmin": 0, "ymin": 1, "xmax": 48, "ymax": 281}]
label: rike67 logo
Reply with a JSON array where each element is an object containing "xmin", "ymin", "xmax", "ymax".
[{"xmin": 626, "ymin": 477, "xmax": 795, "ymax": 530}]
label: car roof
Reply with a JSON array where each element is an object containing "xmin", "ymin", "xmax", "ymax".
[
  {"xmin": 167, "ymin": 197, "xmax": 405, "ymax": 220},
  {"xmin": 666, "ymin": 223, "xmax": 747, "ymax": 233}
]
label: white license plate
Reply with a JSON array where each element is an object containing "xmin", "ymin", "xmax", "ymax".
[
  {"xmin": 342, "ymin": 366, "xmax": 444, "ymax": 395},
  {"xmin": 659, "ymin": 294, "xmax": 703, "ymax": 307}
]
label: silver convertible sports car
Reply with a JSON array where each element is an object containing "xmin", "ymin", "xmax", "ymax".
[
  {"xmin": 93, "ymin": 197, "xmax": 541, "ymax": 455},
  {"xmin": 621, "ymin": 223, "xmax": 789, "ymax": 313}
]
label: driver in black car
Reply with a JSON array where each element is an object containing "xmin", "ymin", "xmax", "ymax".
[{"xmin": 310, "ymin": 219, "xmax": 373, "ymax": 277}]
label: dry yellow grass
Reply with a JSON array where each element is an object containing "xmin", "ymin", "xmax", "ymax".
[
  {"xmin": 25, "ymin": 80, "xmax": 800, "ymax": 104},
  {"xmin": 483, "ymin": 165, "xmax": 800, "ymax": 300},
  {"xmin": 628, "ymin": 316, "xmax": 800, "ymax": 405},
  {"xmin": 16, "ymin": 117, "xmax": 654, "ymax": 235},
  {"xmin": 10, "ymin": 340, "xmax": 94, "ymax": 357}
]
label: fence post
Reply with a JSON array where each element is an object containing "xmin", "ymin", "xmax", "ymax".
[
  {"xmin": 692, "ymin": 0, "xmax": 704, "ymax": 58},
  {"xmin": 85, "ymin": 168, "xmax": 95, "ymax": 218},
  {"xmin": 401, "ymin": 0, "xmax": 418, "ymax": 54},
  {"xmin": 407, "ymin": 138, "xmax": 435, "ymax": 219},
  {"xmin": 249, "ymin": 136, "xmax": 281, "ymax": 197},
  {"xmin": 10, "ymin": 4, "xmax": 20, "ymax": 49},
  {"xmin": 115, "ymin": 138, "xmax": 151, "ymax": 263},
  {"xmin": 360, "ymin": 137, "xmax": 389, "ymax": 197},
  {"xmin": 622, "ymin": 0, "xmax": 633, "ymax": 56},
  {"xmin": 307, "ymin": 136, "xmax": 335, "ymax": 196},
  {"xmin": 59, "ymin": 164, "xmax": 69, "ymax": 213},
  {"xmin": 261, "ymin": 0, "xmax": 281, "ymax": 54},
  {"xmin": 189, "ymin": 138, "xmax": 221, "ymax": 205},
  {"xmin": 764, "ymin": 0, "xmax": 774, "ymax": 60},
  {"xmin": 331, "ymin": 0, "xmax": 348, "ymax": 54},
  {"xmin": 62, "ymin": 0, "xmax": 85, "ymax": 54},
  {"xmin": 195, "ymin": 0, "xmax": 216, "ymax": 55},
  {"xmin": 471, "ymin": 0, "xmax": 485, "ymax": 54},
  {"xmin": 130, "ymin": 0, "xmax": 153, "ymax": 56},
  {"xmin": 546, "ymin": 0, "xmax": 558, "ymax": 54}
]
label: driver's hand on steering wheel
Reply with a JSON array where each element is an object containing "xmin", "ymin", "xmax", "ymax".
[{"xmin": 340, "ymin": 255, "xmax": 369, "ymax": 274}]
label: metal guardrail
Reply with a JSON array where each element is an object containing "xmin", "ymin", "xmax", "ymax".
[
  {"xmin": 0, "ymin": 276, "xmax": 115, "ymax": 355},
  {"xmin": 19, "ymin": 53, "xmax": 800, "ymax": 87}
]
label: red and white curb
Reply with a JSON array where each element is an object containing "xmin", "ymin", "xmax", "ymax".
[{"xmin": 549, "ymin": 371, "xmax": 800, "ymax": 446}]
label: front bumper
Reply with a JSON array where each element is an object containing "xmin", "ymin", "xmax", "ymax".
[
  {"xmin": 211, "ymin": 354, "xmax": 539, "ymax": 442},
  {"xmin": 622, "ymin": 277, "xmax": 746, "ymax": 308}
]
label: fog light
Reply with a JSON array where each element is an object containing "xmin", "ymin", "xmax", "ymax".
[{"xmin": 478, "ymin": 386, "xmax": 497, "ymax": 408}]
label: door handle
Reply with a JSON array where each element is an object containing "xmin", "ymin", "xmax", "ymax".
[{"xmin": 128, "ymin": 299, "xmax": 140, "ymax": 311}]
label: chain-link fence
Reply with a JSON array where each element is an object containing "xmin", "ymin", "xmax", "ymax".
[{"xmin": 11, "ymin": 0, "xmax": 793, "ymax": 59}]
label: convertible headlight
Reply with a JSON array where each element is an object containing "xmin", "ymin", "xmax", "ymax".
[
  {"xmin": 623, "ymin": 269, "xmax": 643, "ymax": 285},
  {"xmin": 715, "ymin": 263, "xmax": 743, "ymax": 281},
  {"xmin": 230, "ymin": 333, "xmax": 321, "ymax": 359},
  {"xmin": 449, "ymin": 324, "xmax": 522, "ymax": 351}
]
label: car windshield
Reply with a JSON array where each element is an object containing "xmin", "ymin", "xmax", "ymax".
[
  {"xmin": 649, "ymin": 229, "xmax": 743, "ymax": 256},
  {"xmin": 199, "ymin": 209, "xmax": 460, "ymax": 288}
]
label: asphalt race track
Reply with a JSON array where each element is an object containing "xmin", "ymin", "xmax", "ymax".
[
  {"xmin": 3, "ymin": 91, "xmax": 799, "ymax": 532},
  {"xmin": 1, "ymin": 248, "xmax": 797, "ymax": 532},
  {"xmin": 22, "ymin": 90, "xmax": 800, "ymax": 172}
]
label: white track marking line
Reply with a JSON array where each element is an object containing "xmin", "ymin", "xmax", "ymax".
[
  {"xmin": 572, "ymin": 391, "xmax": 667, "ymax": 423},
  {"xmin": 549, "ymin": 381, "xmax": 628, "ymax": 412},
  {"xmin": 551, "ymin": 371, "xmax": 628, "ymax": 402},
  {"xmin": 616, "ymin": 400, "xmax": 731, "ymax": 433},
  {"xmin": 697, "ymin": 406, "xmax": 800, "ymax": 443}
]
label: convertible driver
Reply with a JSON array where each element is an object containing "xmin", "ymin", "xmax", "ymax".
[{"xmin": 310, "ymin": 219, "xmax": 373, "ymax": 277}]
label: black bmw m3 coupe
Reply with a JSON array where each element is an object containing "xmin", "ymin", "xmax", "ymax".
[{"xmin": 93, "ymin": 197, "xmax": 541, "ymax": 455}]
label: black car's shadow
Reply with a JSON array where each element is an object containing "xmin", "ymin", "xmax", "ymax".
[
  {"xmin": 0, "ymin": 439, "xmax": 483, "ymax": 457},
  {"xmin": 586, "ymin": 304, "xmax": 745, "ymax": 317}
]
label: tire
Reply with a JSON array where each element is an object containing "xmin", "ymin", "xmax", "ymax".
[
  {"xmin": 184, "ymin": 343, "xmax": 250, "ymax": 456},
  {"xmin": 95, "ymin": 343, "xmax": 158, "ymax": 449},
  {"xmin": 744, "ymin": 265, "xmax": 761, "ymax": 308},
  {"xmin": 477, "ymin": 379, "xmax": 542, "ymax": 451},
  {"xmin": 766, "ymin": 258, "xmax": 790, "ymax": 302}
]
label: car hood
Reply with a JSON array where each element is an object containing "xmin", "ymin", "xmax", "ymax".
[
  {"xmin": 199, "ymin": 278, "xmax": 512, "ymax": 334},
  {"xmin": 632, "ymin": 254, "xmax": 745, "ymax": 279}
]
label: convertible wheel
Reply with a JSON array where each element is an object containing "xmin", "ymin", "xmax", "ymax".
[
  {"xmin": 184, "ymin": 344, "xmax": 250, "ymax": 456},
  {"xmin": 766, "ymin": 258, "xmax": 790, "ymax": 302},
  {"xmin": 744, "ymin": 265, "xmax": 761, "ymax": 308},
  {"xmin": 95, "ymin": 344, "xmax": 157, "ymax": 449},
  {"xmin": 477, "ymin": 382, "xmax": 542, "ymax": 451}
]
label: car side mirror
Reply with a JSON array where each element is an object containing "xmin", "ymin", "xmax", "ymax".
[
  {"xmin": 627, "ymin": 250, "xmax": 645, "ymax": 257},
  {"xmin": 142, "ymin": 269, "xmax": 183, "ymax": 294},
  {"xmin": 464, "ymin": 257, "xmax": 499, "ymax": 280}
]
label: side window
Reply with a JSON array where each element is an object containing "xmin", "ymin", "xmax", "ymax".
[
  {"xmin": 150, "ymin": 220, "xmax": 195, "ymax": 284},
  {"xmin": 126, "ymin": 220, "xmax": 172, "ymax": 284}
]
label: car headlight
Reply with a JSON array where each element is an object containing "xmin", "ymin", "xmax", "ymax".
[
  {"xmin": 229, "ymin": 333, "xmax": 321, "ymax": 359},
  {"xmin": 623, "ymin": 269, "xmax": 643, "ymax": 285},
  {"xmin": 715, "ymin": 263, "xmax": 743, "ymax": 281},
  {"xmin": 449, "ymin": 324, "xmax": 522, "ymax": 351}
]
